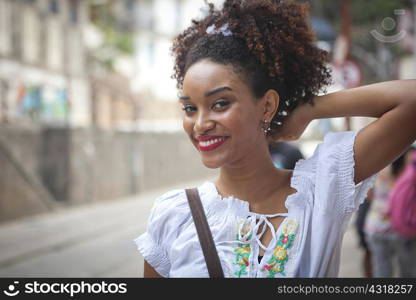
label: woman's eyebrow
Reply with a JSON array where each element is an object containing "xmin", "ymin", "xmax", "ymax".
[
  {"xmin": 179, "ymin": 86, "xmax": 232, "ymax": 101},
  {"xmin": 205, "ymin": 86, "xmax": 232, "ymax": 97},
  {"xmin": 179, "ymin": 95, "xmax": 190, "ymax": 101}
]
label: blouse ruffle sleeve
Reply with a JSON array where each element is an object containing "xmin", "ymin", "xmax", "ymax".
[
  {"xmin": 133, "ymin": 189, "xmax": 189, "ymax": 277},
  {"xmin": 311, "ymin": 131, "xmax": 376, "ymax": 216}
]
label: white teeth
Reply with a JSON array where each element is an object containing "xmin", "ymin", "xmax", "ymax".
[{"xmin": 199, "ymin": 137, "xmax": 225, "ymax": 147}]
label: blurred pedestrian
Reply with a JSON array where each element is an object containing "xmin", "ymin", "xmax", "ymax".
[
  {"xmin": 135, "ymin": 0, "xmax": 416, "ymax": 278},
  {"xmin": 355, "ymin": 191, "xmax": 373, "ymax": 278},
  {"xmin": 364, "ymin": 147, "xmax": 416, "ymax": 277}
]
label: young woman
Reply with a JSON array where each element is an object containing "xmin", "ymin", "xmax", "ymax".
[{"xmin": 135, "ymin": 0, "xmax": 416, "ymax": 278}]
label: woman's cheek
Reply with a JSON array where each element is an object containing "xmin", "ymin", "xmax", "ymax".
[{"xmin": 182, "ymin": 118, "xmax": 194, "ymax": 137}]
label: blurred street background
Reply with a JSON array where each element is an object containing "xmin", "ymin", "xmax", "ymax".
[{"xmin": 1, "ymin": 0, "xmax": 416, "ymax": 277}]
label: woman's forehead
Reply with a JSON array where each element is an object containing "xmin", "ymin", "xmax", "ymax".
[{"xmin": 182, "ymin": 60, "xmax": 245, "ymax": 94}]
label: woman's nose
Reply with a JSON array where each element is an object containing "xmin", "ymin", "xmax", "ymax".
[{"xmin": 194, "ymin": 111, "xmax": 215, "ymax": 133}]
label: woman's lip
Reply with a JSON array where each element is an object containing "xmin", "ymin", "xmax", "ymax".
[
  {"xmin": 196, "ymin": 135, "xmax": 227, "ymax": 142},
  {"xmin": 197, "ymin": 137, "xmax": 228, "ymax": 152}
]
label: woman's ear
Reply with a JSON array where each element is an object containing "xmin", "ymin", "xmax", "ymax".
[{"xmin": 261, "ymin": 89, "xmax": 280, "ymax": 121}]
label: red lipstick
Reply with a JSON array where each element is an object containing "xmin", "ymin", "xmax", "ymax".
[{"xmin": 196, "ymin": 136, "xmax": 228, "ymax": 152}]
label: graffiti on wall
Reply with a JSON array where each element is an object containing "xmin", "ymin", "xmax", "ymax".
[
  {"xmin": 17, "ymin": 85, "xmax": 42, "ymax": 120},
  {"xmin": 16, "ymin": 84, "xmax": 70, "ymax": 123}
]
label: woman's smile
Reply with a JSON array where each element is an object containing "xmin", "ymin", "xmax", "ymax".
[{"xmin": 196, "ymin": 136, "xmax": 229, "ymax": 152}]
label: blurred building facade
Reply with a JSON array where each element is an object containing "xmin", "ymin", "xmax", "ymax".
[
  {"xmin": 0, "ymin": 0, "xmax": 91, "ymax": 127},
  {"xmin": 105, "ymin": 0, "xmax": 224, "ymax": 132},
  {"xmin": 0, "ymin": 0, "xmax": 220, "ymax": 223},
  {"xmin": 0, "ymin": 0, "xmax": 225, "ymax": 131}
]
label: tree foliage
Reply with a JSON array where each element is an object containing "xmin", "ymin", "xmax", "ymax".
[{"xmin": 88, "ymin": 0, "xmax": 134, "ymax": 71}]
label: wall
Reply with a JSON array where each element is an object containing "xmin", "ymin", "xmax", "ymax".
[
  {"xmin": 0, "ymin": 126, "xmax": 217, "ymax": 222},
  {"xmin": 0, "ymin": 127, "xmax": 57, "ymax": 222},
  {"xmin": 69, "ymin": 129, "xmax": 217, "ymax": 204}
]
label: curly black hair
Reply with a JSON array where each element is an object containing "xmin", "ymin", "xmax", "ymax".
[{"xmin": 171, "ymin": 0, "xmax": 332, "ymax": 136}]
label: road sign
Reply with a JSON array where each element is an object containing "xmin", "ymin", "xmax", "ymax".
[{"xmin": 331, "ymin": 59, "xmax": 362, "ymax": 89}]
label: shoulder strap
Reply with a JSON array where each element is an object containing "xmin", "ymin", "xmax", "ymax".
[{"xmin": 185, "ymin": 188, "xmax": 224, "ymax": 278}]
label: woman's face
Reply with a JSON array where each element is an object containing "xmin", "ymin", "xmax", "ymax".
[{"xmin": 180, "ymin": 59, "xmax": 267, "ymax": 169}]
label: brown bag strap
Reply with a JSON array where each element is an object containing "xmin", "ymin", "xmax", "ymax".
[{"xmin": 185, "ymin": 188, "xmax": 224, "ymax": 278}]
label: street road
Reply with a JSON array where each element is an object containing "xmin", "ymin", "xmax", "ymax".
[{"xmin": 0, "ymin": 179, "xmax": 364, "ymax": 278}]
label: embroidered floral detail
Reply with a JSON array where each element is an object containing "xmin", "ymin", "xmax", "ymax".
[
  {"xmin": 282, "ymin": 219, "xmax": 298, "ymax": 235},
  {"xmin": 234, "ymin": 243, "xmax": 250, "ymax": 277},
  {"xmin": 273, "ymin": 246, "xmax": 287, "ymax": 261},
  {"xmin": 262, "ymin": 219, "xmax": 298, "ymax": 277},
  {"xmin": 234, "ymin": 220, "xmax": 252, "ymax": 277}
]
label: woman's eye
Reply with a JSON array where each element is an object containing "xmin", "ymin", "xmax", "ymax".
[
  {"xmin": 213, "ymin": 100, "xmax": 230, "ymax": 110},
  {"xmin": 181, "ymin": 105, "xmax": 196, "ymax": 113}
]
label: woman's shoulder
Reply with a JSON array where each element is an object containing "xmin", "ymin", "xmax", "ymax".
[
  {"xmin": 157, "ymin": 188, "xmax": 186, "ymax": 202},
  {"xmin": 322, "ymin": 130, "xmax": 357, "ymax": 144},
  {"xmin": 146, "ymin": 181, "xmax": 220, "ymax": 235},
  {"xmin": 151, "ymin": 181, "xmax": 215, "ymax": 215},
  {"xmin": 297, "ymin": 130, "xmax": 362, "ymax": 185},
  {"xmin": 299, "ymin": 130, "xmax": 376, "ymax": 214},
  {"xmin": 151, "ymin": 188, "xmax": 188, "ymax": 214},
  {"xmin": 296, "ymin": 130, "xmax": 358, "ymax": 169},
  {"xmin": 144, "ymin": 188, "xmax": 191, "ymax": 239}
]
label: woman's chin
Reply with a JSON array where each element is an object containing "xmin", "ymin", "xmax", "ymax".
[{"xmin": 201, "ymin": 158, "xmax": 223, "ymax": 169}]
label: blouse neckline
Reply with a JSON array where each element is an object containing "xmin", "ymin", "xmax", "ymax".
[
  {"xmin": 198, "ymin": 161, "xmax": 309, "ymax": 271},
  {"xmin": 201, "ymin": 157, "xmax": 307, "ymax": 217}
]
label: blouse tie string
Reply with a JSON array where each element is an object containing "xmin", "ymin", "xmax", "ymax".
[
  {"xmin": 216, "ymin": 212, "xmax": 289, "ymax": 248},
  {"xmin": 251, "ymin": 213, "xmax": 288, "ymax": 251}
]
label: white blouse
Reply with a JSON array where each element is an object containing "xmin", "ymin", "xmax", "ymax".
[{"xmin": 134, "ymin": 131, "xmax": 376, "ymax": 277}]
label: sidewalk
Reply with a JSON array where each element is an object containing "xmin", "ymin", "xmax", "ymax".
[
  {"xmin": 0, "ymin": 179, "xmax": 207, "ymax": 277},
  {"xmin": 0, "ymin": 178, "xmax": 364, "ymax": 278}
]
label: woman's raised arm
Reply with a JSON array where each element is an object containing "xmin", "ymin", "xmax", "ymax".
[{"xmin": 277, "ymin": 80, "xmax": 416, "ymax": 184}]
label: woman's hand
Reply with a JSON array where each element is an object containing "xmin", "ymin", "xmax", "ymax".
[{"xmin": 271, "ymin": 103, "xmax": 312, "ymax": 142}]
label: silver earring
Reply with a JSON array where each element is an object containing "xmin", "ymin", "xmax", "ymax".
[{"xmin": 262, "ymin": 120, "xmax": 271, "ymax": 134}]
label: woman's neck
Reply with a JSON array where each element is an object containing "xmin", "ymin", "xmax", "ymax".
[{"xmin": 214, "ymin": 149, "xmax": 291, "ymax": 208}]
